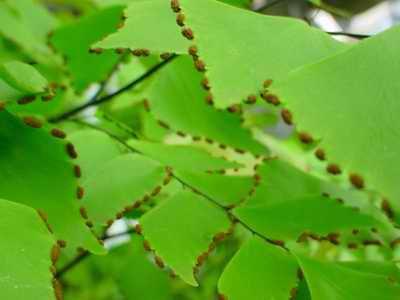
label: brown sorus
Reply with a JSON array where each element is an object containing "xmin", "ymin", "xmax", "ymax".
[
  {"xmin": 57, "ymin": 240, "xmax": 67, "ymax": 248},
  {"xmin": 281, "ymin": 109, "xmax": 293, "ymax": 125},
  {"xmin": 155, "ymin": 256, "xmax": 165, "ymax": 268},
  {"xmin": 327, "ymin": 164, "xmax": 342, "ymax": 175},
  {"xmin": 42, "ymin": 94, "xmax": 55, "ymax": 102},
  {"xmin": 77, "ymin": 186, "xmax": 84, "ymax": 199},
  {"xmin": 79, "ymin": 206, "xmax": 88, "ymax": 219},
  {"xmin": 131, "ymin": 49, "xmax": 144, "ymax": 56},
  {"xmin": 23, "ymin": 116, "xmax": 43, "ymax": 128},
  {"xmin": 263, "ymin": 79, "xmax": 273, "ymax": 88},
  {"xmin": 298, "ymin": 132, "xmax": 314, "ymax": 144},
  {"xmin": 176, "ymin": 13, "xmax": 185, "ymax": 26},
  {"xmin": 66, "ymin": 143, "xmax": 78, "ymax": 159},
  {"xmin": 18, "ymin": 95, "xmax": 36, "ymax": 105},
  {"xmin": 171, "ymin": 0, "xmax": 181, "ymax": 12},
  {"xmin": 349, "ymin": 173, "xmax": 365, "ymax": 189},
  {"xmin": 381, "ymin": 199, "xmax": 394, "ymax": 219},
  {"xmin": 51, "ymin": 245, "xmax": 61, "ymax": 264},
  {"xmin": 89, "ymin": 48, "xmax": 103, "ymax": 54},
  {"xmin": 194, "ymin": 59, "xmax": 206, "ymax": 72},
  {"xmin": 315, "ymin": 148, "xmax": 326, "ymax": 161},
  {"xmin": 74, "ymin": 165, "xmax": 82, "ymax": 178},
  {"xmin": 51, "ymin": 128, "xmax": 67, "ymax": 139},
  {"xmin": 160, "ymin": 52, "xmax": 171, "ymax": 60},
  {"xmin": 201, "ymin": 78, "xmax": 210, "ymax": 90},
  {"xmin": 181, "ymin": 28, "xmax": 194, "ymax": 40},
  {"xmin": 245, "ymin": 94, "xmax": 257, "ymax": 104}
]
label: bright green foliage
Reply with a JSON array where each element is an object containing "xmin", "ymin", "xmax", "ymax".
[
  {"xmin": 296, "ymin": 254, "xmax": 400, "ymax": 300},
  {"xmin": 128, "ymin": 139, "xmax": 242, "ymax": 171},
  {"xmin": 174, "ymin": 0, "xmax": 347, "ymax": 108},
  {"xmin": 1, "ymin": 0, "xmax": 399, "ymax": 299},
  {"xmin": 94, "ymin": 0, "xmax": 189, "ymax": 54},
  {"xmin": 51, "ymin": 6, "xmax": 123, "ymax": 91},
  {"xmin": 140, "ymin": 190, "xmax": 231, "ymax": 286},
  {"xmin": 176, "ymin": 170, "xmax": 254, "ymax": 207},
  {"xmin": 145, "ymin": 56, "xmax": 267, "ymax": 154},
  {"xmin": 69, "ymin": 129, "xmax": 122, "ymax": 180},
  {"xmin": 234, "ymin": 159, "xmax": 382, "ymax": 240},
  {"xmin": 0, "ymin": 111, "xmax": 103, "ymax": 254},
  {"xmin": 110, "ymin": 236, "xmax": 176, "ymax": 300},
  {"xmin": 0, "ymin": 61, "xmax": 48, "ymax": 101},
  {"xmin": 219, "ymin": 236, "xmax": 298, "ymax": 300},
  {"xmin": 83, "ymin": 153, "xmax": 167, "ymax": 228},
  {"xmin": 0, "ymin": 199, "xmax": 56, "ymax": 300},
  {"xmin": 272, "ymin": 25, "xmax": 400, "ymax": 223},
  {"xmin": 0, "ymin": 0, "xmax": 56, "ymax": 63}
]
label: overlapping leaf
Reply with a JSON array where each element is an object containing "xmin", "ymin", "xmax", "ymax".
[
  {"xmin": 219, "ymin": 236, "xmax": 298, "ymax": 300},
  {"xmin": 51, "ymin": 6, "xmax": 123, "ymax": 92},
  {"xmin": 176, "ymin": 170, "xmax": 254, "ymax": 207},
  {"xmin": 295, "ymin": 254, "xmax": 400, "ymax": 300},
  {"xmin": 175, "ymin": 0, "xmax": 348, "ymax": 108},
  {"xmin": 94, "ymin": 0, "xmax": 189, "ymax": 54},
  {"xmin": 0, "ymin": 110, "xmax": 103, "ymax": 254},
  {"xmin": 271, "ymin": 25, "xmax": 400, "ymax": 223},
  {"xmin": 128, "ymin": 139, "xmax": 242, "ymax": 171},
  {"xmin": 0, "ymin": 60, "xmax": 49, "ymax": 102},
  {"xmin": 145, "ymin": 55, "xmax": 267, "ymax": 155},
  {"xmin": 234, "ymin": 159, "xmax": 382, "ymax": 241},
  {"xmin": 140, "ymin": 190, "xmax": 231, "ymax": 286},
  {"xmin": 0, "ymin": 199, "xmax": 56, "ymax": 300}
]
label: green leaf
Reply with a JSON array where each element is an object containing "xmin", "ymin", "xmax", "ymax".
[
  {"xmin": 220, "ymin": 0, "xmax": 250, "ymax": 8},
  {"xmin": 234, "ymin": 159, "xmax": 381, "ymax": 240},
  {"xmin": 145, "ymin": 55, "xmax": 267, "ymax": 155},
  {"xmin": 51, "ymin": 6, "xmax": 123, "ymax": 92},
  {"xmin": 83, "ymin": 153, "xmax": 167, "ymax": 228},
  {"xmin": 0, "ymin": 199, "xmax": 56, "ymax": 300},
  {"xmin": 140, "ymin": 189, "xmax": 231, "ymax": 286},
  {"xmin": 176, "ymin": 170, "xmax": 254, "ymax": 207},
  {"xmin": 0, "ymin": 1, "xmax": 55, "ymax": 63},
  {"xmin": 295, "ymin": 254, "xmax": 400, "ymax": 300},
  {"xmin": 111, "ymin": 236, "xmax": 176, "ymax": 300},
  {"xmin": 0, "ymin": 60, "xmax": 48, "ymax": 95},
  {"xmin": 271, "ymin": 25, "xmax": 400, "ymax": 223},
  {"xmin": 69, "ymin": 129, "xmax": 122, "ymax": 181},
  {"xmin": 219, "ymin": 236, "xmax": 298, "ymax": 300},
  {"xmin": 94, "ymin": 0, "xmax": 189, "ymax": 54},
  {"xmin": 128, "ymin": 139, "xmax": 242, "ymax": 171},
  {"xmin": 0, "ymin": 110, "xmax": 104, "ymax": 254},
  {"xmin": 175, "ymin": 0, "xmax": 348, "ymax": 108}
]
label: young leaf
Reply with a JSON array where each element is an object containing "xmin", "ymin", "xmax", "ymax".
[
  {"xmin": 0, "ymin": 110, "xmax": 104, "ymax": 254},
  {"xmin": 0, "ymin": 199, "xmax": 57, "ymax": 300},
  {"xmin": 271, "ymin": 25, "xmax": 400, "ymax": 223},
  {"xmin": 219, "ymin": 236, "xmax": 298, "ymax": 300},
  {"xmin": 94, "ymin": 0, "xmax": 189, "ymax": 54},
  {"xmin": 140, "ymin": 189, "xmax": 231, "ymax": 286}
]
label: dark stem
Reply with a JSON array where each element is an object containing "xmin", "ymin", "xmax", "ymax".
[
  {"xmin": 49, "ymin": 54, "xmax": 177, "ymax": 123},
  {"xmin": 325, "ymin": 31, "xmax": 370, "ymax": 39},
  {"xmin": 56, "ymin": 228, "xmax": 137, "ymax": 278}
]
